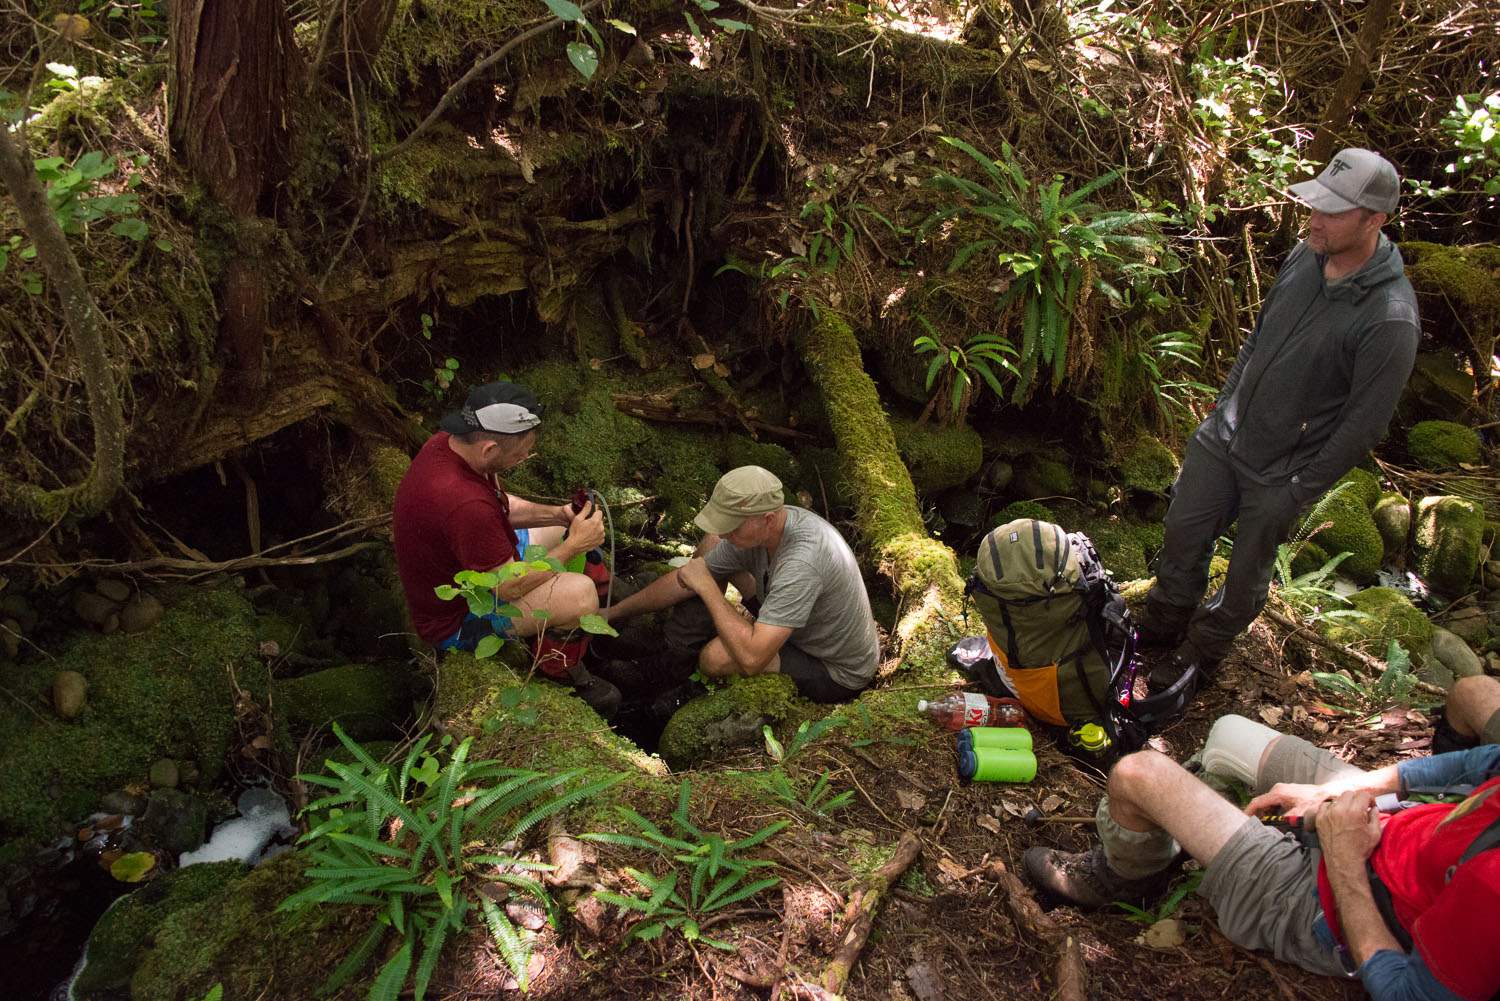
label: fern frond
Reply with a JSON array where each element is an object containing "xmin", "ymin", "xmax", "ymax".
[
  {"xmin": 480, "ymin": 895, "xmax": 535, "ymax": 991},
  {"xmin": 317, "ymin": 920, "xmax": 387, "ymax": 996},
  {"xmin": 411, "ymin": 908, "xmax": 455, "ymax": 1001},
  {"xmin": 368, "ymin": 940, "xmax": 413, "ymax": 1001}
]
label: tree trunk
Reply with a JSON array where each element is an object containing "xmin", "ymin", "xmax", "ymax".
[
  {"xmin": 0, "ymin": 124, "xmax": 124, "ymax": 522},
  {"xmin": 169, "ymin": 0, "xmax": 298, "ymax": 403},
  {"xmin": 1302, "ymin": 0, "xmax": 1397, "ymax": 172},
  {"xmin": 314, "ymin": 0, "xmax": 399, "ymax": 88}
]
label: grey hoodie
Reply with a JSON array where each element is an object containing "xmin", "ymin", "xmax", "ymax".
[{"xmin": 1195, "ymin": 233, "xmax": 1419, "ymax": 500}]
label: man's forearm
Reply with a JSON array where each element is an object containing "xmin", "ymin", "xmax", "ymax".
[
  {"xmin": 506, "ymin": 495, "xmax": 570, "ymax": 530},
  {"xmin": 1325, "ymin": 856, "xmax": 1405, "ymax": 966},
  {"xmin": 695, "ymin": 587, "xmax": 767, "ymax": 671},
  {"xmin": 606, "ymin": 570, "xmax": 695, "ymax": 621}
]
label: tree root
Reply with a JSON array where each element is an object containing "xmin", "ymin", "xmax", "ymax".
[
  {"xmin": 797, "ymin": 829, "xmax": 922, "ymax": 998},
  {"xmin": 984, "ymin": 861, "xmax": 1086, "ymax": 1001}
]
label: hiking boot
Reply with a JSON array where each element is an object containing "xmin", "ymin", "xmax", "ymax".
[
  {"xmin": 566, "ymin": 664, "xmax": 622, "ymax": 720},
  {"xmin": 1135, "ymin": 602, "xmax": 1188, "ymax": 651},
  {"xmin": 1147, "ymin": 641, "xmax": 1216, "ymax": 694},
  {"xmin": 1023, "ymin": 844, "xmax": 1173, "ymax": 910}
]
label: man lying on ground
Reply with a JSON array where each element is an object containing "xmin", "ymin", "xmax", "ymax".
[{"xmin": 1025, "ymin": 714, "xmax": 1499, "ymax": 1001}]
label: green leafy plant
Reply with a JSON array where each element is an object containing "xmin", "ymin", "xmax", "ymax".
[
  {"xmin": 434, "ymin": 544, "xmax": 618, "ymax": 659},
  {"xmin": 922, "ymin": 138, "xmax": 1174, "ymax": 405},
  {"xmin": 1134, "ymin": 330, "xmax": 1215, "ymax": 420},
  {"xmin": 584, "ymin": 779, "xmax": 787, "ymax": 949},
  {"xmin": 280, "ymin": 724, "xmax": 622, "ymax": 998},
  {"xmin": 1271, "ymin": 483, "xmax": 1372, "ymax": 626},
  {"xmin": 187, "ymin": 986, "xmax": 224, "ymax": 1001},
  {"xmin": 1115, "ymin": 868, "xmax": 1203, "ymax": 923},
  {"xmin": 912, "ymin": 321, "xmax": 1019, "ymax": 414},
  {"xmin": 1310, "ymin": 640, "xmax": 1426, "ymax": 714},
  {"xmin": 846, "ymin": 702, "xmax": 914, "ymax": 748},
  {"xmin": 762, "ymin": 716, "xmax": 844, "ymax": 762},
  {"xmin": 1412, "ymin": 91, "xmax": 1500, "ymax": 199},
  {"xmin": 766, "ymin": 769, "xmax": 854, "ymax": 817}
]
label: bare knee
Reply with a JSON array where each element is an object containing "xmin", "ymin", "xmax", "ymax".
[
  {"xmin": 1107, "ymin": 749, "xmax": 1174, "ymax": 801},
  {"xmin": 1450, "ymin": 675, "xmax": 1500, "ymax": 737},
  {"xmin": 544, "ymin": 573, "xmax": 600, "ymax": 627}
]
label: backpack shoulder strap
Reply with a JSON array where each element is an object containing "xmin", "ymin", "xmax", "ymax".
[{"xmin": 1454, "ymin": 813, "xmax": 1500, "ymax": 870}]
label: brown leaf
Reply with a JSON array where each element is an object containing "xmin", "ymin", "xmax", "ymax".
[
  {"xmin": 712, "ymin": 363, "xmax": 729, "ymax": 377},
  {"xmin": 1000, "ymin": 798, "xmax": 1026, "ymax": 818},
  {"xmin": 251, "ymin": 735, "xmax": 272, "ymax": 750},
  {"xmin": 1041, "ymin": 794, "xmax": 1065, "ymax": 813},
  {"xmin": 692, "ymin": 353, "xmax": 716, "ymax": 370},
  {"xmin": 906, "ymin": 961, "xmax": 946, "ymax": 1001},
  {"xmin": 895, "ymin": 788, "xmax": 927, "ymax": 811},
  {"xmin": 936, "ymin": 857, "xmax": 968, "ymax": 882},
  {"xmin": 589, "ymin": 358, "xmax": 602, "ymax": 371},
  {"xmin": 975, "ymin": 814, "xmax": 1003, "ymax": 835}
]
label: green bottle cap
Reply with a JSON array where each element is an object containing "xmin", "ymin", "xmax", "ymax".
[{"xmin": 1074, "ymin": 723, "xmax": 1108, "ymax": 750}]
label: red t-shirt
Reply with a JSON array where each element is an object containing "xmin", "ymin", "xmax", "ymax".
[
  {"xmin": 392, "ymin": 432, "xmax": 519, "ymax": 643},
  {"xmin": 1318, "ymin": 775, "xmax": 1500, "ymax": 999}
]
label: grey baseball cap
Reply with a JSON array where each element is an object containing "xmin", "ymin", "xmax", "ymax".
[
  {"xmin": 439, "ymin": 382, "xmax": 543, "ymax": 434},
  {"xmin": 1289, "ymin": 148, "xmax": 1400, "ymax": 214}
]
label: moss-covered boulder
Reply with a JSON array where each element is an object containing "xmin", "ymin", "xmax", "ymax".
[
  {"xmin": 1317, "ymin": 587, "xmax": 1434, "ymax": 657},
  {"xmin": 1066, "ymin": 512, "xmax": 1165, "ymax": 584},
  {"xmin": 993, "ymin": 500, "xmax": 1056, "ymax": 527},
  {"xmin": 273, "ymin": 662, "xmax": 425, "ymax": 742},
  {"xmin": 131, "ymin": 852, "xmax": 367, "ymax": 1001},
  {"xmin": 1408, "ymin": 420, "xmax": 1482, "ymax": 471},
  {"xmin": 74, "ymin": 861, "xmax": 246, "ymax": 999},
  {"xmin": 1337, "ymin": 468, "xmax": 1382, "ymax": 508},
  {"xmin": 0, "ymin": 587, "xmax": 269, "ymax": 850},
  {"xmin": 1015, "ymin": 457, "xmax": 1076, "ymax": 499},
  {"xmin": 1413, "ymin": 496, "xmax": 1487, "ymax": 596},
  {"xmin": 888, "ymin": 416, "xmax": 983, "ymax": 494},
  {"xmin": 1306, "ymin": 486, "xmax": 1383, "ymax": 585},
  {"xmin": 657, "ymin": 674, "xmax": 801, "ymax": 769},
  {"xmin": 1372, "ymin": 492, "xmax": 1412, "ymax": 559},
  {"xmin": 1119, "ymin": 435, "xmax": 1179, "ymax": 494}
]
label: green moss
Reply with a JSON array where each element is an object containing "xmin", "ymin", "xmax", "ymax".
[
  {"xmin": 1401, "ymin": 242, "xmax": 1500, "ymax": 317},
  {"xmin": 0, "ymin": 586, "xmax": 267, "ymax": 845},
  {"xmin": 368, "ymin": 444, "xmax": 411, "ymax": 511},
  {"xmin": 131, "ymin": 852, "xmax": 366, "ymax": 1001},
  {"xmin": 993, "ymin": 500, "xmax": 1056, "ymax": 526},
  {"xmin": 1288, "ymin": 538, "xmax": 1332, "ymax": 579},
  {"xmin": 1372, "ymin": 492, "xmax": 1411, "ymax": 558},
  {"xmin": 1306, "ymin": 487, "xmax": 1384, "ymax": 584},
  {"xmin": 1067, "ymin": 514, "xmax": 1164, "ymax": 584},
  {"xmin": 1337, "ymin": 468, "xmax": 1382, "ymax": 508},
  {"xmin": 75, "ymin": 861, "xmax": 246, "ymax": 997},
  {"xmin": 1317, "ymin": 587, "xmax": 1434, "ymax": 655},
  {"xmin": 272, "ymin": 662, "xmax": 423, "ymax": 742},
  {"xmin": 722, "ymin": 437, "xmax": 797, "ymax": 490},
  {"xmin": 657, "ymin": 675, "xmax": 799, "ymax": 768},
  {"xmin": 1413, "ymin": 495, "xmax": 1486, "ymax": 596},
  {"xmin": 1119, "ymin": 435, "xmax": 1178, "ymax": 494},
  {"xmin": 888, "ymin": 416, "xmax": 983, "ymax": 494},
  {"xmin": 1408, "ymin": 420, "xmax": 1482, "ymax": 471}
]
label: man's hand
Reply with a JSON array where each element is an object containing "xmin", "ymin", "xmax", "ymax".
[
  {"xmin": 678, "ymin": 556, "xmax": 713, "ymax": 594},
  {"xmin": 1245, "ymin": 781, "xmax": 1341, "ymax": 822},
  {"xmin": 567, "ymin": 502, "xmax": 606, "ymax": 553},
  {"xmin": 1318, "ymin": 790, "xmax": 1383, "ymax": 870}
]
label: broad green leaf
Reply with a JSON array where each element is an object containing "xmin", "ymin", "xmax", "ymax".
[
  {"xmin": 539, "ymin": 0, "xmax": 584, "ymax": 20},
  {"xmin": 607, "ymin": 17, "xmax": 637, "ymax": 33},
  {"xmin": 474, "ymin": 634, "xmax": 503, "ymax": 658},
  {"xmin": 111, "ymin": 218, "xmax": 148, "ymax": 240},
  {"xmin": 110, "ymin": 851, "xmax": 156, "ymax": 882},
  {"xmin": 566, "ymin": 41, "xmax": 598, "ymax": 79},
  {"xmin": 578, "ymin": 613, "xmax": 618, "ymax": 636}
]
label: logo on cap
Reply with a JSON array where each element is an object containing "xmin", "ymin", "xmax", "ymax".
[{"xmin": 1328, "ymin": 158, "xmax": 1351, "ymax": 176}]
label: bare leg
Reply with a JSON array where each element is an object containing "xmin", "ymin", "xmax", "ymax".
[
  {"xmin": 503, "ymin": 573, "xmax": 599, "ymax": 636},
  {"xmin": 1449, "ymin": 675, "xmax": 1500, "ymax": 740},
  {"xmin": 1105, "ymin": 750, "xmax": 1256, "ymax": 867}
]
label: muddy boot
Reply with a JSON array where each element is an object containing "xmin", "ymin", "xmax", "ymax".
[
  {"xmin": 566, "ymin": 664, "xmax": 622, "ymax": 720},
  {"xmin": 1022, "ymin": 845, "xmax": 1173, "ymax": 910}
]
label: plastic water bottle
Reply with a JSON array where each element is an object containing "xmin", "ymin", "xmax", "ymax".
[
  {"xmin": 918, "ymin": 693, "xmax": 1026, "ymax": 729},
  {"xmin": 1068, "ymin": 721, "xmax": 1112, "ymax": 762}
]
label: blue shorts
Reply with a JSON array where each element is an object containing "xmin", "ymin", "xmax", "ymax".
[{"xmin": 436, "ymin": 529, "xmax": 529, "ymax": 653}]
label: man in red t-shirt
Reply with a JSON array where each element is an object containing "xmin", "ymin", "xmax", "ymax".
[
  {"xmin": 392, "ymin": 381, "xmax": 617, "ymax": 716},
  {"xmin": 1024, "ymin": 715, "xmax": 1499, "ymax": 1000}
]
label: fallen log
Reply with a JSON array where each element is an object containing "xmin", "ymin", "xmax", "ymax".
[
  {"xmin": 609, "ymin": 393, "xmax": 812, "ymax": 442},
  {"xmin": 984, "ymin": 861, "xmax": 1086, "ymax": 1001}
]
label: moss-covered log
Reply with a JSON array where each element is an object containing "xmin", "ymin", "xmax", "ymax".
[{"xmin": 795, "ymin": 309, "xmax": 966, "ymax": 667}]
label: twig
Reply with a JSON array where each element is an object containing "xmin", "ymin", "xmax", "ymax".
[
  {"xmin": 984, "ymin": 862, "xmax": 1086, "ymax": 1001},
  {"xmin": 815, "ymin": 830, "xmax": 922, "ymax": 995}
]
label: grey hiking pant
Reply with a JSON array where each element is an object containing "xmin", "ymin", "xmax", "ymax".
[{"xmin": 1146, "ymin": 436, "xmax": 1308, "ymax": 662}]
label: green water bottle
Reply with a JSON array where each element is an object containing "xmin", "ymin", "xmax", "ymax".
[
  {"xmin": 955, "ymin": 726, "xmax": 1034, "ymax": 752},
  {"xmin": 1068, "ymin": 721, "xmax": 1112, "ymax": 763},
  {"xmin": 956, "ymin": 743, "xmax": 1037, "ymax": 782}
]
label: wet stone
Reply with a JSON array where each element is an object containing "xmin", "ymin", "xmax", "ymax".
[
  {"xmin": 53, "ymin": 670, "xmax": 88, "ymax": 719},
  {"xmin": 73, "ymin": 589, "xmax": 118, "ymax": 626},
  {"xmin": 96, "ymin": 579, "xmax": 132, "ymax": 602},
  {"xmin": 101, "ymin": 789, "xmax": 149, "ymax": 816},
  {"xmin": 149, "ymin": 758, "xmax": 180, "ymax": 789},
  {"xmin": 140, "ymin": 787, "xmax": 207, "ymax": 855},
  {"xmin": 119, "ymin": 593, "xmax": 164, "ymax": 634}
]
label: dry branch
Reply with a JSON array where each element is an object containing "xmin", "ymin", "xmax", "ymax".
[
  {"xmin": 815, "ymin": 830, "xmax": 922, "ymax": 996},
  {"xmin": 984, "ymin": 861, "xmax": 1086, "ymax": 1001}
]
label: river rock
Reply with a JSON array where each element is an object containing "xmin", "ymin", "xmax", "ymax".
[
  {"xmin": 1429, "ymin": 628, "xmax": 1483, "ymax": 680},
  {"xmin": 140, "ymin": 787, "xmax": 208, "ymax": 855},
  {"xmin": 53, "ymin": 670, "xmax": 88, "ymax": 718},
  {"xmin": 119, "ymin": 593, "xmax": 164, "ymax": 634},
  {"xmin": 96, "ymin": 579, "xmax": 132, "ymax": 602},
  {"xmin": 2, "ymin": 617, "xmax": 20, "ymax": 658},
  {"xmin": 101, "ymin": 789, "xmax": 149, "ymax": 816},
  {"xmin": 149, "ymin": 758, "xmax": 180, "ymax": 789},
  {"xmin": 1442, "ymin": 605, "xmax": 1490, "ymax": 644},
  {"xmin": 1484, "ymin": 560, "xmax": 1500, "ymax": 591},
  {"xmin": 73, "ymin": 588, "xmax": 118, "ymax": 626},
  {"xmin": 1372, "ymin": 493, "xmax": 1411, "ymax": 559}
]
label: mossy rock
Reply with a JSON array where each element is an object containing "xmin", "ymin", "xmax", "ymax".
[
  {"xmin": 722, "ymin": 436, "xmax": 797, "ymax": 490},
  {"xmin": 367, "ymin": 443, "xmax": 411, "ymax": 512},
  {"xmin": 657, "ymin": 674, "xmax": 800, "ymax": 769},
  {"xmin": 1372, "ymin": 492, "xmax": 1412, "ymax": 559},
  {"xmin": 0, "ymin": 587, "xmax": 268, "ymax": 847},
  {"xmin": 272, "ymin": 662, "xmax": 425, "ymax": 742},
  {"xmin": 888, "ymin": 416, "xmax": 983, "ymax": 494},
  {"xmin": 74, "ymin": 861, "xmax": 246, "ymax": 999},
  {"xmin": 992, "ymin": 500, "xmax": 1056, "ymax": 527},
  {"xmin": 1408, "ymin": 420, "xmax": 1482, "ymax": 471},
  {"xmin": 1066, "ymin": 513, "xmax": 1165, "ymax": 584},
  {"xmin": 1015, "ymin": 457, "xmax": 1075, "ymax": 499},
  {"xmin": 1414, "ymin": 496, "xmax": 1487, "ymax": 596},
  {"xmin": 1288, "ymin": 538, "xmax": 1332, "ymax": 579},
  {"xmin": 1305, "ymin": 486, "xmax": 1384, "ymax": 584},
  {"xmin": 1402, "ymin": 352, "xmax": 1479, "ymax": 422},
  {"xmin": 131, "ymin": 852, "xmax": 367, "ymax": 1001},
  {"xmin": 1119, "ymin": 435, "xmax": 1179, "ymax": 494},
  {"xmin": 1337, "ymin": 468, "xmax": 1382, "ymax": 509},
  {"xmin": 1317, "ymin": 587, "xmax": 1435, "ymax": 655}
]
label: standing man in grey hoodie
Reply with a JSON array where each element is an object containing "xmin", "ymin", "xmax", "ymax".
[{"xmin": 1144, "ymin": 149, "xmax": 1420, "ymax": 691}]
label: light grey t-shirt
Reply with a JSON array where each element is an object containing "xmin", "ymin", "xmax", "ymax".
[{"xmin": 705, "ymin": 506, "xmax": 880, "ymax": 689}]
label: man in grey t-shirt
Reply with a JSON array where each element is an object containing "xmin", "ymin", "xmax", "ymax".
[{"xmin": 604, "ymin": 466, "xmax": 880, "ymax": 701}]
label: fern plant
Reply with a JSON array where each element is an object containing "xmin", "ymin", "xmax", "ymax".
[
  {"xmin": 1311, "ymin": 640, "xmax": 1429, "ymax": 714},
  {"xmin": 584, "ymin": 779, "xmax": 787, "ymax": 949},
  {"xmin": 1271, "ymin": 482, "xmax": 1373, "ymax": 626},
  {"xmin": 279, "ymin": 724, "xmax": 621, "ymax": 998},
  {"xmin": 922, "ymin": 138, "xmax": 1175, "ymax": 405}
]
